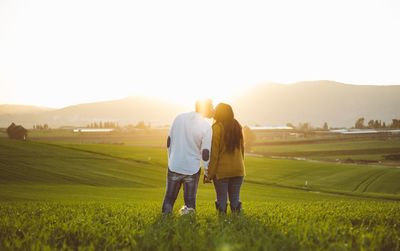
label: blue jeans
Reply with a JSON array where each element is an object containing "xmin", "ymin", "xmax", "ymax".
[
  {"xmin": 162, "ymin": 169, "xmax": 200, "ymax": 213},
  {"xmin": 213, "ymin": 176, "xmax": 244, "ymax": 212}
]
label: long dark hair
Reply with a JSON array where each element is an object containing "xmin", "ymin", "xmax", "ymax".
[{"xmin": 213, "ymin": 103, "xmax": 243, "ymax": 153}]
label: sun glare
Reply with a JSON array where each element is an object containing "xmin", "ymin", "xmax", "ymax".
[
  {"xmin": 131, "ymin": 81, "xmax": 242, "ymax": 108},
  {"xmin": 1, "ymin": 0, "xmax": 400, "ymax": 108}
]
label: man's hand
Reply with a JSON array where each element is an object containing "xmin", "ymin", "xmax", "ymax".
[
  {"xmin": 203, "ymin": 169, "xmax": 212, "ymax": 184},
  {"xmin": 203, "ymin": 175, "xmax": 212, "ymax": 184}
]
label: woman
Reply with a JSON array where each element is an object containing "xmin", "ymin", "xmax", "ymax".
[{"xmin": 207, "ymin": 103, "xmax": 245, "ymax": 213}]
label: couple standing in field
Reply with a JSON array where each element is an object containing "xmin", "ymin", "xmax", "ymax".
[{"xmin": 162, "ymin": 100, "xmax": 246, "ymax": 214}]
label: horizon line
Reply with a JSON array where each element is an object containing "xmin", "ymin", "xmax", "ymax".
[{"xmin": 2, "ymin": 80, "xmax": 400, "ymax": 109}]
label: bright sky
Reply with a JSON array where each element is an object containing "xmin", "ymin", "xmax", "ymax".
[{"xmin": 1, "ymin": 0, "xmax": 399, "ymax": 108}]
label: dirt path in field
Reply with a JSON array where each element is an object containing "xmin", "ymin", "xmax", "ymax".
[{"xmin": 352, "ymin": 169, "xmax": 391, "ymax": 192}]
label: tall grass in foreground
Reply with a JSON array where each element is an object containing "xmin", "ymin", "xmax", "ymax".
[{"xmin": 1, "ymin": 201, "xmax": 399, "ymax": 251}]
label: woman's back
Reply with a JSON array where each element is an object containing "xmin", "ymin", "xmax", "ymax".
[{"xmin": 208, "ymin": 122, "xmax": 245, "ymax": 179}]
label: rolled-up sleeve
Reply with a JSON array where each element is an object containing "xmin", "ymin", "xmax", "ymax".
[{"xmin": 201, "ymin": 126, "xmax": 212, "ymax": 169}]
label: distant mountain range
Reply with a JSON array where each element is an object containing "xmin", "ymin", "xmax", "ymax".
[
  {"xmin": 231, "ymin": 81, "xmax": 400, "ymax": 127},
  {"xmin": 0, "ymin": 104, "xmax": 54, "ymax": 115},
  {"xmin": 0, "ymin": 96, "xmax": 187, "ymax": 128},
  {"xmin": 1, "ymin": 81, "xmax": 400, "ymax": 128}
]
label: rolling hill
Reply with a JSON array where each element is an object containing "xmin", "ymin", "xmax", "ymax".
[
  {"xmin": 1, "ymin": 81, "xmax": 400, "ymax": 128},
  {"xmin": 0, "ymin": 97, "xmax": 188, "ymax": 128},
  {"xmin": 0, "ymin": 104, "xmax": 54, "ymax": 115},
  {"xmin": 1, "ymin": 138, "xmax": 399, "ymax": 201}
]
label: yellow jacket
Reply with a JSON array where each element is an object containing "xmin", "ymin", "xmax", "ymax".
[{"xmin": 208, "ymin": 122, "xmax": 245, "ymax": 179}]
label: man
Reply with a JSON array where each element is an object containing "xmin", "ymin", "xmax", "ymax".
[{"xmin": 162, "ymin": 99, "xmax": 213, "ymax": 214}]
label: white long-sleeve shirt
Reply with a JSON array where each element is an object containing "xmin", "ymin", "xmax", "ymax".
[{"xmin": 167, "ymin": 112, "xmax": 212, "ymax": 175}]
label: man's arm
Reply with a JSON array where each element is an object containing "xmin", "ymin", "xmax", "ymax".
[
  {"xmin": 201, "ymin": 126, "xmax": 212, "ymax": 171},
  {"xmin": 167, "ymin": 118, "xmax": 176, "ymax": 157},
  {"xmin": 240, "ymin": 137, "xmax": 244, "ymax": 158}
]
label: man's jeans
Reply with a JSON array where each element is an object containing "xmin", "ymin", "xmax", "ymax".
[
  {"xmin": 162, "ymin": 169, "xmax": 200, "ymax": 213},
  {"xmin": 213, "ymin": 176, "xmax": 244, "ymax": 212}
]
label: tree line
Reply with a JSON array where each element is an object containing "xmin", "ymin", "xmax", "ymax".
[
  {"xmin": 354, "ymin": 118, "xmax": 400, "ymax": 129},
  {"xmin": 286, "ymin": 122, "xmax": 329, "ymax": 132},
  {"xmin": 33, "ymin": 124, "xmax": 49, "ymax": 130},
  {"xmin": 86, "ymin": 121, "xmax": 152, "ymax": 129},
  {"xmin": 31, "ymin": 121, "xmax": 153, "ymax": 129},
  {"xmin": 86, "ymin": 121, "xmax": 120, "ymax": 129}
]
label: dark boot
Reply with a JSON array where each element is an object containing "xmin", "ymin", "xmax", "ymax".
[
  {"xmin": 230, "ymin": 201, "xmax": 242, "ymax": 213},
  {"xmin": 215, "ymin": 201, "xmax": 227, "ymax": 214}
]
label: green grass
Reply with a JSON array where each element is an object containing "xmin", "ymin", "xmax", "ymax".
[
  {"xmin": 1, "ymin": 138, "xmax": 400, "ymax": 250},
  {"xmin": 245, "ymin": 157, "xmax": 400, "ymax": 196},
  {"xmin": 2, "ymin": 138, "xmax": 400, "ymax": 199},
  {"xmin": 1, "ymin": 201, "xmax": 399, "ymax": 250},
  {"xmin": 28, "ymin": 129, "xmax": 168, "ymax": 147},
  {"xmin": 254, "ymin": 139, "xmax": 400, "ymax": 152},
  {"xmin": 0, "ymin": 139, "xmax": 164, "ymax": 187},
  {"xmin": 253, "ymin": 138, "xmax": 400, "ymax": 168}
]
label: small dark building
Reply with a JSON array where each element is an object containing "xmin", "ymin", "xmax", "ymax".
[{"xmin": 7, "ymin": 123, "xmax": 28, "ymax": 140}]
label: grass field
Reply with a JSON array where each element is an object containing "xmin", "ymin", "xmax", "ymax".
[
  {"xmin": 27, "ymin": 129, "xmax": 168, "ymax": 147},
  {"xmin": 253, "ymin": 137, "xmax": 400, "ymax": 166},
  {"xmin": 1, "ymin": 136, "xmax": 400, "ymax": 250},
  {"xmin": 2, "ymin": 201, "xmax": 399, "ymax": 250}
]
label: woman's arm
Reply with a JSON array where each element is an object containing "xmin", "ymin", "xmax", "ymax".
[
  {"xmin": 207, "ymin": 123, "xmax": 222, "ymax": 179},
  {"xmin": 240, "ymin": 137, "xmax": 245, "ymax": 159}
]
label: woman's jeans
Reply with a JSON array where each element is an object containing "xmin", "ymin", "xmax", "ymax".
[
  {"xmin": 162, "ymin": 169, "xmax": 200, "ymax": 213},
  {"xmin": 213, "ymin": 176, "xmax": 244, "ymax": 212}
]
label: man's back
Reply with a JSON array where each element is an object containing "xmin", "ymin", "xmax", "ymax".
[{"xmin": 168, "ymin": 112, "xmax": 212, "ymax": 175}]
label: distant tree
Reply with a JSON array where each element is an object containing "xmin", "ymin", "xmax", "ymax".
[
  {"xmin": 298, "ymin": 122, "xmax": 312, "ymax": 132},
  {"xmin": 286, "ymin": 123, "xmax": 295, "ymax": 129},
  {"xmin": 382, "ymin": 122, "xmax": 386, "ymax": 128},
  {"xmin": 374, "ymin": 120, "xmax": 381, "ymax": 129},
  {"xmin": 243, "ymin": 126, "xmax": 256, "ymax": 152},
  {"xmin": 135, "ymin": 121, "xmax": 147, "ymax": 129},
  {"xmin": 367, "ymin": 120, "xmax": 375, "ymax": 129},
  {"xmin": 391, "ymin": 119, "xmax": 400, "ymax": 129},
  {"xmin": 355, "ymin": 118, "xmax": 365, "ymax": 129},
  {"xmin": 323, "ymin": 122, "xmax": 329, "ymax": 131}
]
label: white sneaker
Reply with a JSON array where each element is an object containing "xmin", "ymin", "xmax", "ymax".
[{"xmin": 179, "ymin": 205, "xmax": 195, "ymax": 215}]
